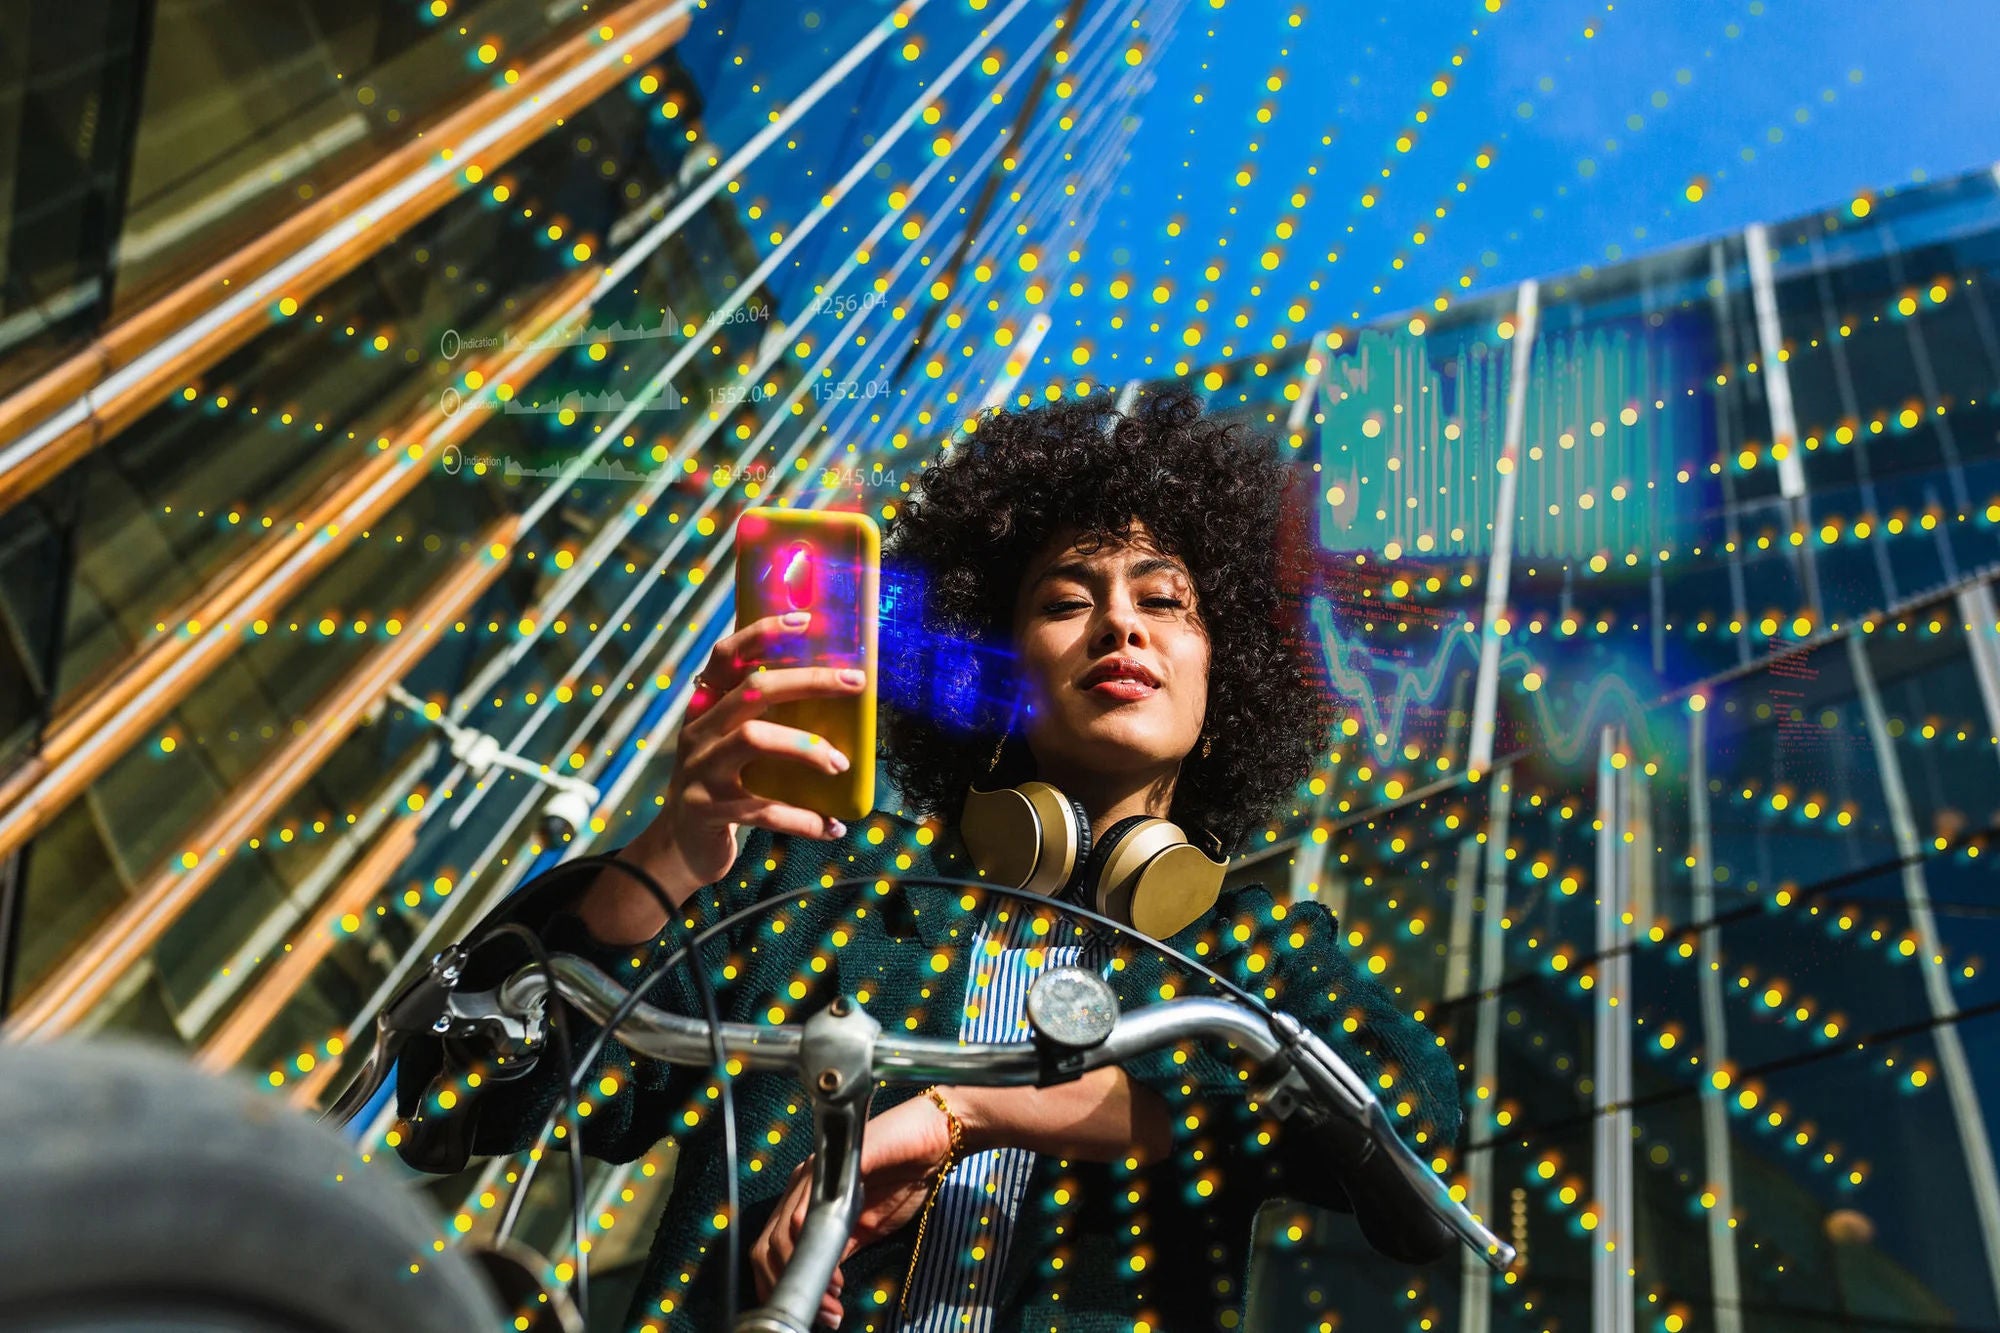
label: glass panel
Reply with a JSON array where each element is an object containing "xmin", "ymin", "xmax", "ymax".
[
  {"xmin": 1298, "ymin": 169, "xmax": 2000, "ymax": 1331},
  {"xmin": 7, "ymin": 62, "xmax": 707, "ymax": 995},
  {"xmin": 46, "ymin": 215, "xmax": 563, "ymax": 756},
  {"xmin": 0, "ymin": 62, "xmax": 729, "ymax": 769},
  {"xmin": 0, "ymin": 0, "xmax": 147, "ymax": 396},
  {"xmin": 0, "ymin": 494, "xmax": 69, "ymax": 759},
  {"xmin": 113, "ymin": 0, "xmax": 579, "ymax": 308}
]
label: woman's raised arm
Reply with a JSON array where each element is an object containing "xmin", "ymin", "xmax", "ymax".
[{"xmin": 574, "ymin": 608, "xmax": 861, "ymax": 945}]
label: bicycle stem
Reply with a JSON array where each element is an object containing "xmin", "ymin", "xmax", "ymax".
[{"xmin": 734, "ymin": 995, "xmax": 881, "ymax": 1333}]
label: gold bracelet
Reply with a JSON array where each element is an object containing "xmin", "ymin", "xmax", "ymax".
[{"xmin": 898, "ymin": 1086, "xmax": 966, "ymax": 1317}]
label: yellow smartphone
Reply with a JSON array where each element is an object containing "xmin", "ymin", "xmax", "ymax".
[{"xmin": 733, "ymin": 506, "xmax": 880, "ymax": 821}]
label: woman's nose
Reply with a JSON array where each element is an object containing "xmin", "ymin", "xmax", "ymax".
[{"xmin": 1094, "ymin": 597, "xmax": 1147, "ymax": 646}]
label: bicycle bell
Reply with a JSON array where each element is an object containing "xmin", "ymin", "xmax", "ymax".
[{"xmin": 1025, "ymin": 967, "xmax": 1119, "ymax": 1051}]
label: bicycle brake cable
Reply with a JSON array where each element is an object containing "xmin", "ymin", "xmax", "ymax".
[{"xmin": 474, "ymin": 922, "xmax": 588, "ymax": 1323}]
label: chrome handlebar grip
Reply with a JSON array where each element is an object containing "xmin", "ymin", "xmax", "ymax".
[{"xmin": 1270, "ymin": 1013, "xmax": 1517, "ymax": 1269}]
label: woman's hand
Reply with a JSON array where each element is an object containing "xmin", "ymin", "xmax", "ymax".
[
  {"xmin": 578, "ymin": 610, "xmax": 868, "ymax": 943},
  {"xmin": 748, "ymin": 1093, "xmax": 955, "ymax": 1328},
  {"xmin": 659, "ymin": 610, "xmax": 869, "ymax": 884}
]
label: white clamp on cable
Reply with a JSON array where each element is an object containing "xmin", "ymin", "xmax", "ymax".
[
  {"xmin": 451, "ymin": 728, "xmax": 504, "ymax": 778},
  {"xmin": 385, "ymin": 683, "xmax": 602, "ymax": 839}
]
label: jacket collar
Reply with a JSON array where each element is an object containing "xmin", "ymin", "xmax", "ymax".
[{"xmin": 852, "ymin": 820, "xmax": 1019, "ymax": 949}]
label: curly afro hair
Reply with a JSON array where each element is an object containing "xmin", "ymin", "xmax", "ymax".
[{"xmin": 877, "ymin": 384, "xmax": 1333, "ymax": 857}]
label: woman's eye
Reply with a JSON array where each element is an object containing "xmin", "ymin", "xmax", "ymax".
[{"xmin": 1046, "ymin": 597, "xmax": 1185, "ymax": 613}]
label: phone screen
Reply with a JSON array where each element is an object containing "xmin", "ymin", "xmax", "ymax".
[{"xmin": 741, "ymin": 523, "xmax": 867, "ymax": 668}]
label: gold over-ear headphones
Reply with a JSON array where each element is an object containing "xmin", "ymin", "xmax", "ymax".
[{"xmin": 959, "ymin": 779, "xmax": 1229, "ymax": 939}]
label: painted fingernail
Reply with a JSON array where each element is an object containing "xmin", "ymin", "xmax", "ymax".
[
  {"xmin": 838, "ymin": 667, "xmax": 865, "ymax": 685},
  {"xmin": 827, "ymin": 819, "xmax": 847, "ymax": 839},
  {"xmin": 830, "ymin": 749, "xmax": 851, "ymax": 772},
  {"xmin": 782, "ymin": 610, "xmax": 811, "ymax": 627}
]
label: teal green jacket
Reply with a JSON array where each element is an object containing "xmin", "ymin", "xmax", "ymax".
[{"xmin": 395, "ymin": 810, "xmax": 1463, "ymax": 1332}]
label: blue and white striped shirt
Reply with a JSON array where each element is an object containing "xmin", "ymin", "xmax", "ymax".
[{"xmin": 892, "ymin": 907, "xmax": 1116, "ymax": 1332}]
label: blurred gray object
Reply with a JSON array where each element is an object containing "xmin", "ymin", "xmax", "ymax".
[{"xmin": 0, "ymin": 1038, "xmax": 506, "ymax": 1331}]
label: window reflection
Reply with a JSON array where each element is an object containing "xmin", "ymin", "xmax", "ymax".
[
  {"xmin": 0, "ymin": 1, "xmax": 148, "ymax": 396},
  {"xmin": 1218, "ymin": 167, "xmax": 2000, "ymax": 1327},
  {"xmin": 2, "ymin": 69, "xmax": 788, "ymax": 1010},
  {"xmin": 115, "ymin": 0, "xmax": 574, "ymax": 308}
]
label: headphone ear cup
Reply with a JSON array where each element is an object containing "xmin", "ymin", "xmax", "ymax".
[
  {"xmin": 1077, "ymin": 815, "xmax": 1152, "ymax": 918},
  {"xmin": 992, "ymin": 780, "xmax": 1088, "ymax": 900},
  {"xmin": 1091, "ymin": 818, "xmax": 1227, "ymax": 939},
  {"xmin": 1125, "ymin": 841, "xmax": 1227, "ymax": 939}
]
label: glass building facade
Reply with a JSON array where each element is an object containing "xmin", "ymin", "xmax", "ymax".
[{"xmin": 1168, "ymin": 162, "xmax": 2000, "ymax": 1332}]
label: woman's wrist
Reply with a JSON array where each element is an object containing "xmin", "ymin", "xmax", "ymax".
[
  {"xmin": 928, "ymin": 1073, "xmax": 1169, "ymax": 1162},
  {"xmin": 572, "ymin": 823, "xmax": 700, "ymax": 946},
  {"xmin": 930, "ymin": 1084, "xmax": 994, "ymax": 1155}
]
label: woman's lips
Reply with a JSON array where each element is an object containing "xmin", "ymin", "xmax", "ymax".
[{"xmin": 1086, "ymin": 678, "xmax": 1159, "ymax": 701}]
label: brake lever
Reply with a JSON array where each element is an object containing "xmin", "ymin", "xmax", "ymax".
[
  {"xmin": 1256, "ymin": 1011, "xmax": 1518, "ymax": 1272},
  {"xmin": 430, "ymin": 982, "xmax": 549, "ymax": 1072},
  {"xmin": 320, "ymin": 1025, "xmax": 409, "ymax": 1128},
  {"xmin": 320, "ymin": 944, "xmax": 548, "ymax": 1128},
  {"xmin": 320, "ymin": 947, "xmax": 462, "ymax": 1127},
  {"xmin": 1251, "ymin": 1012, "xmax": 1370, "ymax": 1128}
]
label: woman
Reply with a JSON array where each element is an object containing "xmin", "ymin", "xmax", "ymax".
[{"xmin": 394, "ymin": 387, "xmax": 1463, "ymax": 1331}]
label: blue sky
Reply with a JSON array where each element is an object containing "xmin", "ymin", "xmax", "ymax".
[{"xmin": 1060, "ymin": 0, "xmax": 2000, "ymax": 377}]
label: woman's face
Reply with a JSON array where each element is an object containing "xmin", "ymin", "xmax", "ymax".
[{"xmin": 1007, "ymin": 517, "xmax": 1210, "ymax": 785}]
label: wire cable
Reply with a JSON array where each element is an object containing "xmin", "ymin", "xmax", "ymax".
[
  {"xmin": 471, "ymin": 853, "xmax": 745, "ymax": 1327},
  {"xmin": 472, "ymin": 923, "xmax": 587, "ymax": 1320},
  {"xmin": 568, "ymin": 854, "xmax": 744, "ymax": 1328}
]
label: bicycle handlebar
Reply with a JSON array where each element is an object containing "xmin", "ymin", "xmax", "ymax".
[
  {"xmin": 449, "ymin": 953, "xmax": 1515, "ymax": 1332},
  {"xmin": 497, "ymin": 953, "xmax": 1288, "ymax": 1083}
]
